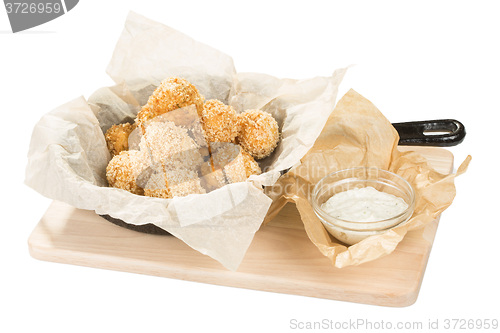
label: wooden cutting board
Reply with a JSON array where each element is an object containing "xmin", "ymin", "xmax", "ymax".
[{"xmin": 28, "ymin": 146, "xmax": 453, "ymax": 307}]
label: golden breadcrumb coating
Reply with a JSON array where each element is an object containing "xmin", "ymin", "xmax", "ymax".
[
  {"xmin": 143, "ymin": 168, "xmax": 206, "ymax": 199},
  {"xmin": 199, "ymin": 161, "xmax": 226, "ymax": 192},
  {"xmin": 201, "ymin": 99, "xmax": 239, "ymax": 143},
  {"xmin": 135, "ymin": 77, "xmax": 204, "ymax": 126},
  {"xmin": 241, "ymin": 150, "xmax": 261, "ymax": 177},
  {"xmin": 139, "ymin": 121, "xmax": 206, "ymax": 198},
  {"xmin": 165, "ymin": 104, "xmax": 200, "ymax": 127},
  {"xmin": 143, "ymin": 168, "xmax": 172, "ymax": 199},
  {"xmin": 223, "ymin": 155, "xmax": 247, "ymax": 183},
  {"xmin": 144, "ymin": 189, "xmax": 171, "ymax": 199},
  {"xmin": 169, "ymin": 173, "xmax": 206, "ymax": 197},
  {"xmin": 212, "ymin": 143, "xmax": 247, "ymax": 183},
  {"xmin": 106, "ymin": 150, "xmax": 149, "ymax": 195},
  {"xmin": 105, "ymin": 123, "xmax": 135, "ymax": 156},
  {"xmin": 106, "ymin": 78, "xmax": 274, "ymax": 199},
  {"xmin": 199, "ymin": 143, "xmax": 250, "ymax": 192},
  {"xmin": 139, "ymin": 121, "xmax": 203, "ymax": 169},
  {"xmin": 144, "ymin": 167, "xmax": 206, "ymax": 198},
  {"xmin": 237, "ymin": 109, "xmax": 279, "ymax": 159}
]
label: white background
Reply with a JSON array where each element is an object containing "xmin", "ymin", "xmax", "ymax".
[{"xmin": 1, "ymin": 1, "xmax": 498, "ymax": 332}]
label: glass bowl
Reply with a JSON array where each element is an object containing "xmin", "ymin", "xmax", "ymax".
[{"xmin": 311, "ymin": 167, "xmax": 416, "ymax": 245}]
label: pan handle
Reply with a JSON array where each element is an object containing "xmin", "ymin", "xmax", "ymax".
[{"xmin": 392, "ymin": 119, "xmax": 466, "ymax": 147}]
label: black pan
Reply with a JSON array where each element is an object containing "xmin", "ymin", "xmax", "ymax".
[{"xmin": 100, "ymin": 119, "xmax": 466, "ymax": 235}]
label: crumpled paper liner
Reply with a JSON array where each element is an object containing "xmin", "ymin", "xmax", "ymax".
[
  {"xmin": 25, "ymin": 12, "xmax": 347, "ymax": 271},
  {"xmin": 265, "ymin": 89, "xmax": 471, "ymax": 268}
]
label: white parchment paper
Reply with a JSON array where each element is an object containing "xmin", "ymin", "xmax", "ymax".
[{"xmin": 25, "ymin": 12, "xmax": 347, "ymax": 270}]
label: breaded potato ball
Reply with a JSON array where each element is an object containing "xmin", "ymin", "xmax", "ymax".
[
  {"xmin": 168, "ymin": 174, "xmax": 206, "ymax": 197},
  {"xmin": 105, "ymin": 122, "xmax": 135, "ymax": 156},
  {"xmin": 135, "ymin": 77, "xmax": 204, "ymax": 126},
  {"xmin": 164, "ymin": 104, "xmax": 199, "ymax": 127},
  {"xmin": 143, "ymin": 168, "xmax": 172, "ymax": 199},
  {"xmin": 138, "ymin": 121, "xmax": 207, "ymax": 199},
  {"xmin": 201, "ymin": 99, "xmax": 239, "ymax": 143},
  {"xmin": 106, "ymin": 150, "xmax": 149, "ymax": 195},
  {"xmin": 237, "ymin": 109, "xmax": 279, "ymax": 159},
  {"xmin": 139, "ymin": 121, "xmax": 204, "ymax": 170},
  {"xmin": 198, "ymin": 143, "xmax": 250, "ymax": 191},
  {"xmin": 198, "ymin": 161, "xmax": 226, "ymax": 192},
  {"xmin": 143, "ymin": 168, "xmax": 206, "ymax": 199},
  {"xmin": 106, "ymin": 78, "xmax": 278, "ymax": 199},
  {"xmin": 144, "ymin": 188, "xmax": 172, "ymax": 199},
  {"xmin": 212, "ymin": 143, "xmax": 247, "ymax": 183},
  {"xmin": 241, "ymin": 150, "xmax": 261, "ymax": 177}
]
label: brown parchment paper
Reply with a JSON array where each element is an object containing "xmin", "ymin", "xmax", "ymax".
[{"xmin": 265, "ymin": 89, "xmax": 471, "ymax": 268}]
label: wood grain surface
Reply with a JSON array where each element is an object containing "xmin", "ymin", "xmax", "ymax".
[{"xmin": 28, "ymin": 146, "xmax": 453, "ymax": 307}]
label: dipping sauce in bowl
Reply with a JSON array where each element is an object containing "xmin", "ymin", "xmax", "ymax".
[
  {"xmin": 321, "ymin": 186, "xmax": 409, "ymax": 222},
  {"xmin": 311, "ymin": 167, "xmax": 415, "ymax": 245}
]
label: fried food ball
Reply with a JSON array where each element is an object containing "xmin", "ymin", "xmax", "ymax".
[
  {"xmin": 201, "ymin": 99, "xmax": 239, "ymax": 143},
  {"xmin": 135, "ymin": 77, "xmax": 204, "ymax": 127},
  {"xmin": 143, "ymin": 167, "xmax": 206, "ymax": 199},
  {"xmin": 138, "ymin": 121, "xmax": 206, "ymax": 199},
  {"xmin": 223, "ymin": 156, "xmax": 247, "ymax": 183},
  {"xmin": 168, "ymin": 174, "xmax": 206, "ymax": 197},
  {"xmin": 199, "ymin": 143, "xmax": 247, "ymax": 190},
  {"xmin": 164, "ymin": 104, "xmax": 199, "ymax": 127},
  {"xmin": 212, "ymin": 143, "xmax": 247, "ymax": 183},
  {"xmin": 199, "ymin": 161, "xmax": 226, "ymax": 192},
  {"xmin": 162, "ymin": 107, "xmax": 208, "ymax": 148},
  {"xmin": 144, "ymin": 188, "xmax": 172, "ymax": 199},
  {"xmin": 105, "ymin": 122, "xmax": 135, "ymax": 156},
  {"xmin": 143, "ymin": 168, "xmax": 172, "ymax": 199},
  {"xmin": 241, "ymin": 150, "xmax": 261, "ymax": 177},
  {"xmin": 106, "ymin": 150, "xmax": 149, "ymax": 195},
  {"xmin": 106, "ymin": 78, "xmax": 274, "ymax": 199},
  {"xmin": 139, "ymin": 121, "xmax": 204, "ymax": 169},
  {"xmin": 237, "ymin": 109, "xmax": 279, "ymax": 159}
]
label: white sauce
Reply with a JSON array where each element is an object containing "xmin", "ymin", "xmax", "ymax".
[{"xmin": 321, "ymin": 186, "xmax": 408, "ymax": 222}]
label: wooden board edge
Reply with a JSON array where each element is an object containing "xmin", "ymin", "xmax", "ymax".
[
  {"xmin": 27, "ymin": 234, "xmax": 419, "ymax": 307},
  {"xmin": 26, "ymin": 214, "xmax": 426, "ymax": 308},
  {"xmin": 26, "ymin": 146, "xmax": 455, "ymax": 307}
]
